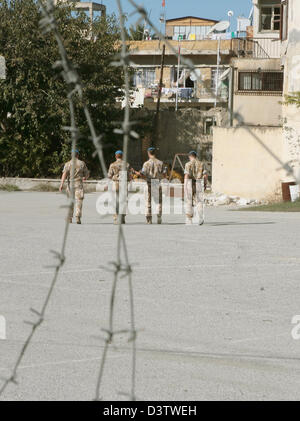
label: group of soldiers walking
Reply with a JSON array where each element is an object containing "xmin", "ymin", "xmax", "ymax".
[{"xmin": 59, "ymin": 148, "xmax": 207, "ymax": 225}]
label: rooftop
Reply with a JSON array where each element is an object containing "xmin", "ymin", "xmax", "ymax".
[{"xmin": 166, "ymin": 16, "xmax": 218, "ymax": 23}]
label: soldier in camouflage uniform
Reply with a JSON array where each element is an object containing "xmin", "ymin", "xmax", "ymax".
[
  {"xmin": 59, "ymin": 150, "xmax": 89, "ymax": 224},
  {"xmin": 108, "ymin": 150, "xmax": 133, "ymax": 225},
  {"xmin": 137, "ymin": 147, "xmax": 166, "ymax": 225},
  {"xmin": 184, "ymin": 151, "xmax": 207, "ymax": 225}
]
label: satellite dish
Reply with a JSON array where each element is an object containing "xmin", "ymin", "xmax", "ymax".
[
  {"xmin": 228, "ymin": 11, "xmax": 234, "ymax": 17},
  {"xmin": 208, "ymin": 20, "xmax": 230, "ymax": 34},
  {"xmin": 190, "ymin": 69, "xmax": 202, "ymax": 82}
]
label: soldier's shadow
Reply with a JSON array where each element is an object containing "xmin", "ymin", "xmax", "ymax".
[{"xmin": 208, "ymin": 221, "xmax": 275, "ymax": 226}]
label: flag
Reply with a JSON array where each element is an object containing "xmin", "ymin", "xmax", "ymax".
[{"xmin": 162, "ymin": 0, "xmax": 166, "ymax": 7}]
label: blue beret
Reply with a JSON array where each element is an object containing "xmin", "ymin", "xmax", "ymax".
[
  {"xmin": 115, "ymin": 150, "xmax": 123, "ymax": 155},
  {"xmin": 188, "ymin": 150, "xmax": 197, "ymax": 156},
  {"xmin": 72, "ymin": 149, "xmax": 79, "ymax": 154},
  {"xmin": 148, "ymin": 147, "xmax": 156, "ymax": 152}
]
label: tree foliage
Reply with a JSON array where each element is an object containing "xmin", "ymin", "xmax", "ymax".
[
  {"xmin": 285, "ymin": 92, "xmax": 300, "ymax": 108},
  {"xmin": 127, "ymin": 23, "xmax": 145, "ymax": 41},
  {"xmin": 0, "ymin": 0, "xmax": 124, "ymax": 177}
]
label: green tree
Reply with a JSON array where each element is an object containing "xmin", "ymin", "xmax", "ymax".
[
  {"xmin": 0, "ymin": 0, "xmax": 123, "ymax": 177},
  {"xmin": 285, "ymin": 92, "xmax": 300, "ymax": 108},
  {"xmin": 127, "ymin": 23, "xmax": 145, "ymax": 41}
]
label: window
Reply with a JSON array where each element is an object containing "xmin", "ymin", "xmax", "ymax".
[
  {"xmin": 260, "ymin": 4, "xmax": 281, "ymax": 31},
  {"xmin": 238, "ymin": 71, "xmax": 283, "ymax": 91},
  {"xmin": 133, "ymin": 68, "xmax": 156, "ymax": 88},
  {"xmin": 172, "ymin": 25, "xmax": 212, "ymax": 40}
]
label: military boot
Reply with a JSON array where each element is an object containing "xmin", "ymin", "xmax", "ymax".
[
  {"xmin": 157, "ymin": 216, "xmax": 162, "ymax": 225},
  {"xmin": 121, "ymin": 215, "xmax": 126, "ymax": 225},
  {"xmin": 76, "ymin": 217, "xmax": 81, "ymax": 225},
  {"xmin": 146, "ymin": 216, "xmax": 152, "ymax": 225}
]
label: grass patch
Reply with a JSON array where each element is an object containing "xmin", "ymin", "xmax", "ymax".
[
  {"xmin": 30, "ymin": 183, "xmax": 58, "ymax": 192},
  {"xmin": 0, "ymin": 184, "xmax": 21, "ymax": 192},
  {"xmin": 239, "ymin": 199, "xmax": 300, "ymax": 212}
]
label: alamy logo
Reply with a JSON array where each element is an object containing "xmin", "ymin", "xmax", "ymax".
[
  {"xmin": 291, "ymin": 315, "xmax": 300, "ymax": 340},
  {"xmin": 0, "ymin": 315, "xmax": 6, "ymax": 340},
  {"xmin": 95, "ymin": 178, "xmax": 205, "ymax": 220}
]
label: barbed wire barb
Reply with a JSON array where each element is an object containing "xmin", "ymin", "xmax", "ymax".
[{"xmin": 94, "ymin": 0, "xmax": 137, "ymax": 402}]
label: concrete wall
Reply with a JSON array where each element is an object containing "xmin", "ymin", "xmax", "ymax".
[
  {"xmin": 127, "ymin": 40, "xmax": 233, "ymax": 56},
  {"xmin": 212, "ymin": 126, "xmax": 285, "ymax": 200},
  {"xmin": 232, "ymin": 58, "xmax": 283, "ymax": 127},
  {"xmin": 0, "ymin": 178, "xmax": 98, "ymax": 192},
  {"xmin": 233, "ymin": 95, "xmax": 282, "ymax": 126}
]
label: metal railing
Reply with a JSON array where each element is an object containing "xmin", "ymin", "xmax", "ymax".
[{"xmin": 231, "ymin": 37, "xmax": 281, "ymax": 59}]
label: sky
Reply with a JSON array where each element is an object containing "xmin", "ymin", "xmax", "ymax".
[{"xmin": 104, "ymin": 0, "xmax": 253, "ymax": 29}]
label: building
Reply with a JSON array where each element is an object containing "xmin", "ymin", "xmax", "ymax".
[
  {"xmin": 165, "ymin": 16, "xmax": 218, "ymax": 41},
  {"xmin": 281, "ymin": 0, "xmax": 300, "ymax": 182},
  {"xmin": 54, "ymin": 0, "xmax": 106, "ymax": 21},
  {"xmin": 126, "ymin": 16, "xmax": 237, "ymax": 111},
  {"xmin": 212, "ymin": 0, "xmax": 300, "ymax": 200},
  {"xmin": 230, "ymin": 57, "xmax": 283, "ymax": 127},
  {"xmin": 251, "ymin": 0, "xmax": 282, "ymax": 58}
]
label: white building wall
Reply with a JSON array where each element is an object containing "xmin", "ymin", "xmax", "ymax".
[
  {"xmin": 282, "ymin": 0, "xmax": 300, "ymax": 182},
  {"xmin": 252, "ymin": 0, "xmax": 281, "ymax": 58}
]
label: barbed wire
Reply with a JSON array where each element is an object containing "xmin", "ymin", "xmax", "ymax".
[
  {"xmin": 0, "ymin": 0, "xmax": 108, "ymax": 397},
  {"xmin": 94, "ymin": 0, "xmax": 137, "ymax": 401},
  {"xmin": 1, "ymin": 0, "xmax": 299, "ymax": 402},
  {"xmin": 126, "ymin": 0, "xmax": 297, "ymax": 181}
]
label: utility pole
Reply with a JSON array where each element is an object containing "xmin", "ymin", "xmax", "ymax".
[
  {"xmin": 214, "ymin": 36, "xmax": 221, "ymax": 108},
  {"xmin": 152, "ymin": 44, "xmax": 166, "ymax": 148},
  {"xmin": 175, "ymin": 41, "xmax": 181, "ymax": 111}
]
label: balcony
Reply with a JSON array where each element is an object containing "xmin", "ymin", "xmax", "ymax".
[
  {"xmin": 120, "ymin": 85, "xmax": 228, "ymax": 109},
  {"xmin": 232, "ymin": 37, "xmax": 281, "ymax": 59}
]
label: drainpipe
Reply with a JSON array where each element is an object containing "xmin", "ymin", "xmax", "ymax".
[{"xmin": 228, "ymin": 66, "xmax": 234, "ymax": 127}]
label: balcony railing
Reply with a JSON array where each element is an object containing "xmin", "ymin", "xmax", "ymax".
[{"xmin": 231, "ymin": 37, "xmax": 281, "ymax": 59}]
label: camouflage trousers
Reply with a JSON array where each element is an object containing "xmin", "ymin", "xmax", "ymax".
[
  {"xmin": 113, "ymin": 181, "xmax": 128, "ymax": 218},
  {"xmin": 145, "ymin": 180, "xmax": 162, "ymax": 217},
  {"xmin": 68, "ymin": 188, "xmax": 84, "ymax": 218},
  {"xmin": 185, "ymin": 179, "xmax": 204, "ymax": 219}
]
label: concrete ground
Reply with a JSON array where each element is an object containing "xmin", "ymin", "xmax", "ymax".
[{"xmin": 1, "ymin": 191, "xmax": 300, "ymax": 401}]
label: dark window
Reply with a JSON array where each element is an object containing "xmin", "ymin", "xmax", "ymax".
[
  {"xmin": 238, "ymin": 72, "xmax": 283, "ymax": 92},
  {"xmin": 260, "ymin": 4, "xmax": 281, "ymax": 31}
]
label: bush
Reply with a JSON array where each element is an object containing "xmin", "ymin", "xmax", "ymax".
[
  {"xmin": 0, "ymin": 0, "xmax": 124, "ymax": 178},
  {"xmin": 0, "ymin": 184, "xmax": 21, "ymax": 191}
]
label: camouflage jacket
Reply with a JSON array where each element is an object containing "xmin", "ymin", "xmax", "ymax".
[
  {"xmin": 184, "ymin": 159, "xmax": 205, "ymax": 180},
  {"xmin": 141, "ymin": 157, "xmax": 165, "ymax": 180},
  {"xmin": 108, "ymin": 159, "xmax": 132, "ymax": 182},
  {"xmin": 63, "ymin": 158, "xmax": 89, "ymax": 189}
]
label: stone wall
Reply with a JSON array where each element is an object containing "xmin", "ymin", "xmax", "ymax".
[{"xmin": 0, "ymin": 178, "xmax": 98, "ymax": 192}]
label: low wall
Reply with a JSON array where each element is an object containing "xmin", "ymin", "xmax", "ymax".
[
  {"xmin": 0, "ymin": 177, "xmax": 98, "ymax": 192},
  {"xmin": 212, "ymin": 126, "xmax": 286, "ymax": 200}
]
